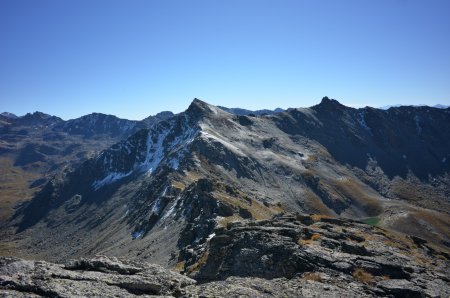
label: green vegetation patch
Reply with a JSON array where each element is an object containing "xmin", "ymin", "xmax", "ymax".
[{"xmin": 361, "ymin": 217, "xmax": 380, "ymax": 226}]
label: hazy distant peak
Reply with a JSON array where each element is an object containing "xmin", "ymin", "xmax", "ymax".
[
  {"xmin": 154, "ymin": 111, "xmax": 174, "ymax": 118},
  {"xmin": 217, "ymin": 106, "xmax": 285, "ymax": 116},
  {"xmin": 140, "ymin": 111, "xmax": 174, "ymax": 127},
  {"xmin": 380, "ymin": 104, "xmax": 450, "ymax": 110},
  {"xmin": 21, "ymin": 112, "xmax": 63, "ymax": 123},
  {"xmin": 0, "ymin": 112, "xmax": 18, "ymax": 119},
  {"xmin": 24, "ymin": 111, "xmax": 54, "ymax": 119},
  {"xmin": 77, "ymin": 112, "xmax": 118, "ymax": 119}
]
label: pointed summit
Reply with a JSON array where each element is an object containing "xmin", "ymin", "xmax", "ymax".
[
  {"xmin": 188, "ymin": 98, "xmax": 211, "ymax": 111},
  {"xmin": 24, "ymin": 111, "xmax": 53, "ymax": 119},
  {"xmin": 313, "ymin": 96, "xmax": 346, "ymax": 111},
  {"xmin": 186, "ymin": 98, "xmax": 224, "ymax": 120},
  {"xmin": 320, "ymin": 96, "xmax": 341, "ymax": 105},
  {"xmin": 18, "ymin": 111, "xmax": 63, "ymax": 126}
]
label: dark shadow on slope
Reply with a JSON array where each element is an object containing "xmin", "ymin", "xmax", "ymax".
[
  {"xmin": 13, "ymin": 159, "xmax": 132, "ymax": 233},
  {"xmin": 273, "ymin": 97, "xmax": 450, "ymax": 180}
]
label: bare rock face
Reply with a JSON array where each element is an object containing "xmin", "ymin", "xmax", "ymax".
[
  {"xmin": 0, "ymin": 256, "xmax": 195, "ymax": 297},
  {"xmin": 189, "ymin": 214, "xmax": 450, "ymax": 298}
]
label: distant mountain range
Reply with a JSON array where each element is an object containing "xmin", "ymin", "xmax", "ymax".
[
  {"xmin": 0, "ymin": 110, "xmax": 174, "ymax": 223},
  {"xmin": 380, "ymin": 104, "xmax": 449, "ymax": 109},
  {"xmin": 217, "ymin": 106, "xmax": 284, "ymax": 116}
]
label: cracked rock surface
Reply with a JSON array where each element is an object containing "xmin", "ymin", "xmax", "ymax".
[
  {"xmin": 1, "ymin": 214, "xmax": 449, "ymax": 297},
  {"xmin": 190, "ymin": 214, "xmax": 450, "ymax": 298},
  {"xmin": 0, "ymin": 256, "xmax": 194, "ymax": 297}
]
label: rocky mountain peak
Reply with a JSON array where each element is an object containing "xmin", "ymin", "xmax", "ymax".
[
  {"xmin": 25, "ymin": 111, "xmax": 54, "ymax": 119},
  {"xmin": 17, "ymin": 111, "xmax": 63, "ymax": 126},
  {"xmin": 154, "ymin": 111, "xmax": 174, "ymax": 118},
  {"xmin": 186, "ymin": 98, "xmax": 226, "ymax": 120},
  {"xmin": 317, "ymin": 96, "xmax": 345, "ymax": 108}
]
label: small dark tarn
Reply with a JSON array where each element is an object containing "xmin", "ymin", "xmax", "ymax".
[{"xmin": 361, "ymin": 217, "xmax": 380, "ymax": 226}]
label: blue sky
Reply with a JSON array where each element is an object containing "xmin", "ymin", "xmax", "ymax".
[{"xmin": 1, "ymin": 0, "xmax": 449, "ymax": 120}]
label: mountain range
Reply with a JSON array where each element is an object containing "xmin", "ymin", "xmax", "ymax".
[
  {"xmin": 0, "ymin": 110, "xmax": 174, "ymax": 223},
  {"xmin": 1, "ymin": 97, "xmax": 449, "ymax": 297}
]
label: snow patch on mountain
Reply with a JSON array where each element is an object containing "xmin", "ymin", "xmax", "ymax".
[
  {"xmin": 200, "ymin": 130, "xmax": 245, "ymax": 156},
  {"xmin": 141, "ymin": 116, "xmax": 199, "ymax": 173},
  {"xmin": 141, "ymin": 129, "xmax": 170, "ymax": 174},
  {"xmin": 414, "ymin": 115, "xmax": 422, "ymax": 134},
  {"xmin": 92, "ymin": 171, "xmax": 132, "ymax": 190},
  {"xmin": 151, "ymin": 197, "xmax": 163, "ymax": 215},
  {"xmin": 357, "ymin": 111, "xmax": 371, "ymax": 133},
  {"xmin": 92, "ymin": 114, "xmax": 200, "ymax": 190},
  {"xmin": 161, "ymin": 195, "xmax": 181, "ymax": 220},
  {"xmin": 131, "ymin": 230, "xmax": 144, "ymax": 240}
]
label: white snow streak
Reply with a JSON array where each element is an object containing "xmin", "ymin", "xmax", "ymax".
[
  {"xmin": 93, "ymin": 115, "xmax": 199, "ymax": 190},
  {"xmin": 414, "ymin": 115, "xmax": 422, "ymax": 134},
  {"xmin": 92, "ymin": 171, "xmax": 131, "ymax": 190},
  {"xmin": 357, "ymin": 112, "xmax": 371, "ymax": 133},
  {"xmin": 140, "ymin": 129, "xmax": 170, "ymax": 174},
  {"xmin": 161, "ymin": 195, "xmax": 181, "ymax": 220}
]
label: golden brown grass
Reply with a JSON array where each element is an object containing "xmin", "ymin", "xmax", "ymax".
[
  {"xmin": 173, "ymin": 261, "xmax": 186, "ymax": 272},
  {"xmin": 391, "ymin": 177, "xmax": 450, "ymax": 212},
  {"xmin": 171, "ymin": 180, "xmax": 186, "ymax": 191},
  {"xmin": 218, "ymin": 214, "xmax": 243, "ymax": 228},
  {"xmin": 298, "ymin": 233, "xmax": 321, "ymax": 245},
  {"xmin": 384, "ymin": 209, "xmax": 450, "ymax": 254},
  {"xmin": 301, "ymin": 170, "xmax": 317, "ymax": 184},
  {"xmin": 333, "ymin": 178, "xmax": 382, "ymax": 216},
  {"xmin": 352, "ymin": 268, "xmax": 374, "ymax": 285},
  {"xmin": 0, "ymin": 241, "xmax": 18, "ymax": 256},
  {"xmin": 0, "ymin": 157, "xmax": 40, "ymax": 221},
  {"xmin": 383, "ymin": 238, "xmax": 407, "ymax": 249},
  {"xmin": 186, "ymin": 251, "xmax": 209, "ymax": 274},
  {"xmin": 182, "ymin": 170, "xmax": 203, "ymax": 184},
  {"xmin": 311, "ymin": 214, "xmax": 332, "ymax": 222},
  {"xmin": 303, "ymin": 272, "xmax": 323, "ymax": 282},
  {"xmin": 304, "ymin": 190, "xmax": 333, "ymax": 215},
  {"xmin": 213, "ymin": 191, "xmax": 282, "ymax": 221}
]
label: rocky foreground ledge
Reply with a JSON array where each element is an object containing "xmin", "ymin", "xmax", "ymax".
[
  {"xmin": 1, "ymin": 214, "xmax": 450, "ymax": 297},
  {"xmin": 0, "ymin": 256, "xmax": 194, "ymax": 297}
]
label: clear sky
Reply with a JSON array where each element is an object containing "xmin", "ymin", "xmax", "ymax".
[{"xmin": 1, "ymin": 0, "xmax": 449, "ymax": 120}]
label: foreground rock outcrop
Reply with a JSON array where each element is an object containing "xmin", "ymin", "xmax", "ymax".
[
  {"xmin": 0, "ymin": 256, "xmax": 195, "ymax": 297},
  {"xmin": 3, "ymin": 214, "xmax": 448, "ymax": 297},
  {"xmin": 188, "ymin": 214, "xmax": 450, "ymax": 297}
]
